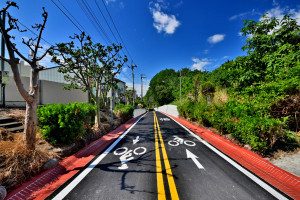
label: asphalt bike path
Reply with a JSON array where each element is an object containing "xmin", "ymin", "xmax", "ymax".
[
  {"xmin": 154, "ymin": 112, "xmax": 278, "ymax": 200},
  {"xmin": 47, "ymin": 111, "xmax": 288, "ymax": 200}
]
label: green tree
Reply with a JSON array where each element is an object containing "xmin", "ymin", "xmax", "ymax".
[
  {"xmin": 145, "ymin": 69, "xmax": 178, "ymax": 106},
  {"xmin": 50, "ymin": 32, "xmax": 127, "ymax": 130}
]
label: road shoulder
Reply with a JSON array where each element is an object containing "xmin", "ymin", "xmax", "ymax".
[
  {"xmin": 162, "ymin": 112, "xmax": 300, "ymax": 200},
  {"xmin": 5, "ymin": 113, "xmax": 146, "ymax": 200}
]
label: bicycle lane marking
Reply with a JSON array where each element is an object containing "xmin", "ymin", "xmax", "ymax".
[
  {"xmin": 159, "ymin": 111, "xmax": 289, "ymax": 200},
  {"xmin": 51, "ymin": 112, "xmax": 148, "ymax": 200},
  {"xmin": 154, "ymin": 112, "xmax": 179, "ymax": 200}
]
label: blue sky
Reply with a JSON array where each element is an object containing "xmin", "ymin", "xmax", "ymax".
[{"xmin": 1, "ymin": 0, "xmax": 300, "ymax": 96}]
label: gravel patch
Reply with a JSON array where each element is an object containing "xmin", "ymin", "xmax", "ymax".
[{"xmin": 270, "ymin": 151, "xmax": 300, "ymax": 177}]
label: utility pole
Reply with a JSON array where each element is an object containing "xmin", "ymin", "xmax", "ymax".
[
  {"xmin": 141, "ymin": 74, "xmax": 146, "ymax": 101},
  {"xmin": 180, "ymin": 70, "xmax": 182, "ymax": 105},
  {"xmin": 110, "ymin": 75, "xmax": 115, "ymax": 127},
  {"xmin": 1, "ymin": 12, "xmax": 6, "ymax": 107},
  {"xmin": 128, "ymin": 64, "xmax": 137, "ymax": 107}
]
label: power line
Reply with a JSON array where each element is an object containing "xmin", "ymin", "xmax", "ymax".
[
  {"xmin": 100, "ymin": 0, "xmax": 134, "ymax": 63},
  {"xmin": 57, "ymin": 0, "xmax": 88, "ymax": 34},
  {"xmin": 50, "ymin": 0, "xmax": 137, "ymax": 82},
  {"xmin": 94, "ymin": 0, "xmax": 120, "ymax": 45},
  {"xmin": 80, "ymin": 0, "xmax": 113, "ymax": 44},
  {"xmin": 16, "ymin": 20, "xmax": 54, "ymax": 46},
  {"xmin": 50, "ymin": 0, "xmax": 83, "ymax": 33},
  {"xmin": 94, "ymin": 0, "xmax": 129, "ymax": 61}
]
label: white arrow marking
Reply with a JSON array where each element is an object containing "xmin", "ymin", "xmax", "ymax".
[
  {"xmin": 133, "ymin": 136, "xmax": 140, "ymax": 144},
  {"xmin": 186, "ymin": 149, "xmax": 204, "ymax": 169}
]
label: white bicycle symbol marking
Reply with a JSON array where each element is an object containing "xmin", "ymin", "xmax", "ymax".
[
  {"xmin": 168, "ymin": 135, "xmax": 196, "ymax": 147},
  {"xmin": 114, "ymin": 147, "xmax": 147, "ymax": 169}
]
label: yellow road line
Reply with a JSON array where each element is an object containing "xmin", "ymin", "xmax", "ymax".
[
  {"xmin": 154, "ymin": 112, "xmax": 179, "ymax": 200},
  {"xmin": 154, "ymin": 112, "xmax": 166, "ymax": 200}
]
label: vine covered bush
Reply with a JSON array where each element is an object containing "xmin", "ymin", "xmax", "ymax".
[{"xmin": 37, "ymin": 102, "xmax": 97, "ymax": 145}]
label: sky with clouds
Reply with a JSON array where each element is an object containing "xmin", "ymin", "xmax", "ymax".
[{"xmin": 1, "ymin": 0, "xmax": 300, "ymax": 96}]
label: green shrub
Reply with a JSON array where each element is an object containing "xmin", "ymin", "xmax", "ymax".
[
  {"xmin": 114, "ymin": 104, "xmax": 134, "ymax": 123},
  {"xmin": 178, "ymin": 95, "xmax": 299, "ymax": 154},
  {"xmin": 37, "ymin": 102, "xmax": 97, "ymax": 145}
]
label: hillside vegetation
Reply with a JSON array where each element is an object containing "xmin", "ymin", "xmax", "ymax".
[{"xmin": 144, "ymin": 14, "xmax": 300, "ymax": 154}]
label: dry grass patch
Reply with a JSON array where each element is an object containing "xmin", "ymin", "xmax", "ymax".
[
  {"xmin": 0, "ymin": 133, "xmax": 54, "ymax": 192},
  {"xmin": 213, "ymin": 89, "xmax": 228, "ymax": 105},
  {"xmin": 0, "ymin": 108, "xmax": 25, "ymax": 123}
]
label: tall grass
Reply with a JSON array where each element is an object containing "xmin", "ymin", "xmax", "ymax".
[{"xmin": 0, "ymin": 133, "xmax": 53, "ymax": 192}]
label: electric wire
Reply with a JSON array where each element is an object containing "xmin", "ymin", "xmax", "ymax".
[
  {"xmin": 50, "ymin": 0, "xmax": 139, "ymax": 83},
  {"xmin": 80, "ymin": 0, "xmax": 113, "ymax": 44},
  {"xmin": 94, "ymin": 0, "xmax": 120, "ymax": 45},
  {"xmin": 16, "ymin": 20, "xmax": 54, "ymax": 46},
  {"xmin": 94, "ymin": 0, "xmax": 129, "ymax": 61},
  {"xmin": 50, "ymin": 0, "xmax": 83, "ymax": 33},
  {"xmin": 57, "ymin": 0, "xmax": 88, "ymax": 34},
  {"xmin": 75, "ymin": 0, "xmax": 109, "ymax": 45},
  {"xmin": 100, "ymin": 0, "xmax": 134, "ymax": 63}
]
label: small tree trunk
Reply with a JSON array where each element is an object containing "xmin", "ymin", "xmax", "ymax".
[
  {"xmin": 23, "ymin": 68, "xmax": 39, "ymax": 150},
  {"xmin": 24, "ymin": 100, "xmax": 37, "ymax": 149},
  {"xmin": 94, "ymin": 100, "xmax": 105, "ymax": 132}
]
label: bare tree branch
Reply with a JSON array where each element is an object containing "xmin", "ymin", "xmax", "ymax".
[
  {"xmin": 0, "ymin": 55, "xmax": 10, "ymax": 63},
  {"xmin": 36, "ymin": 46, "xmax": 53, "ymax": 61},
  {"xmin": 13, "ymin": 46, "xmax": 31, "ymax": 64},
  {"xmin": 32, "ymin": 7, "xmax": 48, "ymax": 61}
]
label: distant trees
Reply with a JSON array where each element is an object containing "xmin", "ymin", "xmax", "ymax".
[
  {"xmin": 0, "ymin": 2, "xmax": 53, "ymax": 149},
  {"xmin": 145, "ymin": 69, "xmax": 177, "ymax": 106},
  {"xmin": 50, "ymin": 32, "xmax": 127, "ymax": 130}
]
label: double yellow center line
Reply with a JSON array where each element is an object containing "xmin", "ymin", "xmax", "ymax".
[{"xmin": 154, "ymin": 112, "xmax": 179, "ymax": 200}]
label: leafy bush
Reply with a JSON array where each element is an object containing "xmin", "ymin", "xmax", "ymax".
[
  {"xmin": 114, "ymin": 104, "xmax": 134, "ymax": 123},
  {"xmin": 37, "ymin": 102, "xmax": 96, "ymax": 145},
  {"xmin": 178, "ymin": 94, "xmax": 299, "ymax": 153}
]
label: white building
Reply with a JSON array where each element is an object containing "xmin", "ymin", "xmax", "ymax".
[{"xmin": 1, "ymin": 62, "xmax": 126, "ymax": 107}]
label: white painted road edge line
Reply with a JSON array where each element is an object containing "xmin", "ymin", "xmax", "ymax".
[
  {"xmin": 162, "ymin": 112, "xmax": 289, "ymax": 200},
  {"xmin": 52, "ymin": 113, "xmax": 148, "ymax": 200}
]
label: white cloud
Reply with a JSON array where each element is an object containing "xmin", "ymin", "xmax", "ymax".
[
  {"xmin": 174, "ymin": 0, "xmax": 183, "ymax": 8},
  {"xmin": 229, "ymin": 12, "xmax": 249, "ymax": 21},
  {"xmin": 272, "ymin": 0, "xmax": 279, "ymax": 7},
  {"xmin": 39, "ymin": 53, "xmax": 54, "ymax": 67},
  {"xmin": 207, "ymin": 34, "xmax": 225, "ymax": 44},
  {"xmin": 119, "ymin": 2, "xmax": 124, "ymax": 9},
  {"xmin": 106, "ymin": 0, "xmax": 116, "ymax": 4},
  {"xmin": 263, "ymin": 6, "xmax": 300, "ymax": 33},
  {"xmin": 191, "ymin": 58, "xmax": 211, "ymax": 71},
  {"xmin": 149, "ymin": 2, "xmax": 181, "ymax": 34},
  {"xmin": 122, "ymin": 67, "xmax": 128, "ymax": 72},
  {"xmin": 229, "ymin": 9, "xmax": 261, "ymax": 21},
  {"xmin": 238, "ymin": 31, "xmax": 253, "ymax": 38},
  {"xmin": 265, "ymin": 6, "xmax": 285, "ymax": 20}
]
